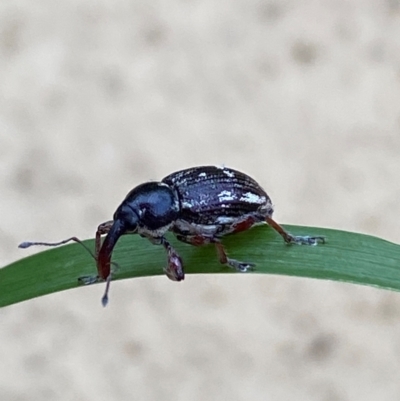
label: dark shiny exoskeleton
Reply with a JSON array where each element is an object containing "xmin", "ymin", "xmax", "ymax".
[
  {"xmin": 20, "ymin": 166, "xmax": 325, "ymax": 305},
  {"xmin": 95, "ymin": 166, "xmax": 324, "ymax": 286}
]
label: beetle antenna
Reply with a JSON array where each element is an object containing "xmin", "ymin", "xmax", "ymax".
[
  {"xmin": 20, "ymin": 235, "xmax": 122, "ymax": 307},
  {"xmin": 18, "ymin": 237, "xmax": 96, "ymax": 260},
  {"xmin": 100, "ymin": 261, "xmax": 120, "ymax": 306},
  {"xmin": 101, "ymin": 273, "xmax": 112, "ymax": 307}
]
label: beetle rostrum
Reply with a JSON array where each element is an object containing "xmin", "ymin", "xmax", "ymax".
[{"xmin": 20, "ymin": 166, "xmax": 325, "ymax": 305}]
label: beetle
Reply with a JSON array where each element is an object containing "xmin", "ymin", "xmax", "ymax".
[{"xmin": 20, "ymin": 165, "xmax": 325, "ymax": 305}]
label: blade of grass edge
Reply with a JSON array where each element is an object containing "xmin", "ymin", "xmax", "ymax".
[{"xmin": 1, "ymin": 225, "xmax": 400, "ymax": 308}]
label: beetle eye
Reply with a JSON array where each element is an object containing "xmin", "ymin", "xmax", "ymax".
[{"xmin": 114, "ymin": 205, "xmax": 138, "ymax": 233}]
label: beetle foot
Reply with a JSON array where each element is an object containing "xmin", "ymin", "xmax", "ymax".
[
  {"xmin": 163, "ymin": 256, "xmax": 185, "ymax": 281},
  {"xmin": 161, "ymin": 237, "xmax": 185, "ymax": 281},
  {"xmin": 226, "ymin": 258, "xmax": 255, "ymax": 273},
  {"xmin": 78, "ymin": 275, "xmax": 100, "ymax": 285},
  {"xmin": 163, "ymin": 251, "xmax": 185, "ymax": 282},
  {"xmin": 285, "ymin": 235, "xmax": 325, "ymax": 246}
]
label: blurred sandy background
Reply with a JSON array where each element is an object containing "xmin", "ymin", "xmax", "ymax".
[{"xmin": 1, "ymin": 0, "xmax": 400, "ymax": 400}]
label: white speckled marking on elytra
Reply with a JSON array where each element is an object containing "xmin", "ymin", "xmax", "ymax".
[
  {"xmin": 218, "ymin": 190, "xmax": 236, "ymax": 202},
  {"xmin": 174, "ymin": 219, "xmax": 220, "ymax": 236},
  {"xmin": 181, "ymin": 200, "xmax": 195, "ymax": 208},
  {"xmin": 223, "ymin": 169, "xmax": 235, "ymax": 178},
  {"xmin": 240, "ymin": 192, "xmax": 266, "ymax": 204},
  {"xmin": 198, "ymin": 172, "xmax": 207, "ymax": 178},
  {"xmin": 215, "ymin": 216, "xmax": 235, "ymax": 225}
]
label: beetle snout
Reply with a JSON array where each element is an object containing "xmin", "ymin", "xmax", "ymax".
[{"xmin": 97, "ymin": 219, "xmax": 126, "ymax": 280}]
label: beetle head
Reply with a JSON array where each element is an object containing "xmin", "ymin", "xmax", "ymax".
[{"xmin": 97, "ymin": 182, "xmax": 179, "ymax": 280}]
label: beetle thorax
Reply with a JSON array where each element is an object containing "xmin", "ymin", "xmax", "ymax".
[{"xmin": 114, "ymin": 181, "xmax": 179, "ymax": 238}]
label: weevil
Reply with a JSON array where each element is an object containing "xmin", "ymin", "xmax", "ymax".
[{"xmin": 20, "ymin": 166, "xmax": 325, "ymax": 305}]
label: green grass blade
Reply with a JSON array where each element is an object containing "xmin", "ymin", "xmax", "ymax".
[{"xmin": 1, "ymin": 225, "xmax": 400, "ymax": 307}]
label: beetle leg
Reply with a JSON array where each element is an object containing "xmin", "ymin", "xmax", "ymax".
[
  {"xmin": 176, "ymin": 233, "xmax": 255, "ymax": 273},
  {"xmin": 231, "ymin": 216, "xmax": 256, "ymax": 234},
  {"xmin": 78, "ymin": 220, "xmax": 114, "ymax": 285},
  {"xmin": 161, "ymin": 237, "xmax": 185, "ymax": 282},
  {"xmin": 95, "ymin": 220, "xmax": 114, "ymax": 258},
  {"xmin": 265, "ymin": 216, "xmax": 325, "ymax": 245},
  {"xmin": 214, "ymin": 241, "xmax": 255, "ymax": 273}
]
